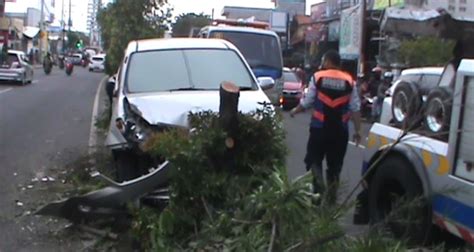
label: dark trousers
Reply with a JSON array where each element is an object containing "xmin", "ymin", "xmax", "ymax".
[{"xmin": 305, "ymin": 126, "xmax": 348, "ymax": 202}]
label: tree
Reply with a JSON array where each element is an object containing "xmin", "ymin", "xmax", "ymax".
[
  {"xmin": 171, "ymin": 13, "xmax": 211, "ymax": 37},
  {"xmin": 399, "ymin": 37, "xmax": 455, "ymax": 67},
  {"xmin": 66, "ymin": 31, "xmax": 89, "ymax": 50},
  {"xmin": 97, "ymin": 0, "xmax": 172, "ymax": 75}
]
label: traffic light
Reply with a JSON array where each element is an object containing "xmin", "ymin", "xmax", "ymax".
[{"xmin": 76, "ymin": 40, "xmax": 83, "ymax": 49}]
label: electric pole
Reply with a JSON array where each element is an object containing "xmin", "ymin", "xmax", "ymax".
[
  {"xmin": 39, "ymin": 0, "xmax": 44, "ymax": 63},
  {"xmin": 358, "ymin": 0, "xmax": 367, "ymax": 76},
  {"xmin": 61, "ymin": 0, "xmax": 65, "ymax": 53}
]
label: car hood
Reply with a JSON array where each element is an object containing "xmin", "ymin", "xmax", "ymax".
[
  {"xmin": 126, "ymin": 90, "xmax": 271, "ymax": 127},
  {"xmin": 283, "ymin": 82, "xmax": 302, "ymax": 90}
]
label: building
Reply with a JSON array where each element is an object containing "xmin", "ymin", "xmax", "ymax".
[
  {"xmin": 221, "ymin": 6, "xmax": 273, "ymax": 22},
  {"xmin": 2, "ymin": 0, "xmax": 56, "ymax": 52},
  {"xmin": 273, "ymin": 0, "xmax": 306, "ymax": 17},
  {"xmin": 424, "ymin": 0, "xmax": 474, "ymax": 21},
  {"xmin": 87, "ymin": 0, "xmax": 102, "ymax": 47}
]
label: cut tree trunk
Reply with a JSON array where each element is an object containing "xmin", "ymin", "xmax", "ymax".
[{"xmin": 219, "ymin": 81, "xmax": 240, "ymax": 170}]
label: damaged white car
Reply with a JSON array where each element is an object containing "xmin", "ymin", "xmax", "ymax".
[{"xmin": 105, "ymin": 38, "xmax": 274, "ymax": 181}]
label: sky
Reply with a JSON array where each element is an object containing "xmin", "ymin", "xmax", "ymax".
[{"xmin": 6, "ymin": 0, "xmax": 321, "ymax": 33}]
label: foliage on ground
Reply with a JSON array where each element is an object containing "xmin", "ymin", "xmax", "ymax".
[
  {"xmin": 132, "ymin": 107, "xmax": 411, "ymax": 251},
  {"xmin": 97, "ymin": 0, "xmax": 172, "ymax": 75}
]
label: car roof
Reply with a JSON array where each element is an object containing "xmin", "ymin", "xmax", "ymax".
[
  {"xmin": 201, "ymin": 25, "xmax": 279, "ymax": 36},
  {"xmin": 8, "ymin": 50, "xmax": 24, "ymax": 55},
  {"xmin": 401, "ymin": 67, "xmax": 444, "ymax": 76},
  {"xmin": 125, "ymin": 38, "xmax": 237, "ymax": 56}
]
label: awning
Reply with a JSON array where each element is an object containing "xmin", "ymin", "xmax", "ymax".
[
  {"xmin": 23, "ymin": 26, "xmax": 40, "ymax": 38},
  {"xmin": 380, "ymin": 6, "xmax": 463, "ymax": 38}
]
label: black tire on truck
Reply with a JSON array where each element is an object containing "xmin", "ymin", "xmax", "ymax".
[
  {"xmin": 368, "ymin": 155, "xmax": 432, "ymax": 244},
  {"xmin": 424, "ymin": 87, "xmax": 453, "ymax": 140},
  {"xmin": 391, "ymin": 81, "xmax": 422, "ymax": 128}
]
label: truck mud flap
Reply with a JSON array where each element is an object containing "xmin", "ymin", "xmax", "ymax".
[{"xmin": 36, "ymin": 161, "xmax": 170, "ymax": 223}]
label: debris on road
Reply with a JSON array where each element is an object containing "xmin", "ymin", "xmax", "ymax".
[
  {"xmin": 36, "ymin": 161, "xmax": 170, "ymax": 223},
  {"xmin": 16, "ymin": 200, "xmax": 24, "ymax": 207}
]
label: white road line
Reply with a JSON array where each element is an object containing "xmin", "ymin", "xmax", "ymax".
[
  {"xmin": 88, "ymin": 76, "xmax": 108, "ymax": 156},
  {"xmin": 349, "ymin": 141, "xmax": 366, "ymax": 149},
  {"xmin": 0, "ymin": 87, "xmax": 13, "ymax": 95}
]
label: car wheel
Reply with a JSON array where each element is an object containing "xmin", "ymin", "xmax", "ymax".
[
  {"xmin": 424, "ymin": 87, "xmax": 452, "ymax": 140},
  {"xmin": 89, "ymin": 68, "xmax": 93, "ymax": 72},
  {"xmin": 369, "ymin": 155, "xmax": 432, "ymax": 244},
  {"xmin": 391, "ymin": 81, "xmax": 422, "ymax": 129}
]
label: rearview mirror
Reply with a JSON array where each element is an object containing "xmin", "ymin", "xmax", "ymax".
[
  {"xmin": 106, "ymin": 76, "xmax": 116, "ymax": 101},
  {"xmin": 257, "ymin": 77, "xmax": 275, "ymax": 91}
]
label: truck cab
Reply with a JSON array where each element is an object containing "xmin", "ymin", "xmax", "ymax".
[
  {"xmin": 198, "ymin": 19, "xmax": 283, "ymax": 81},
  {"xmin": 356, "ymin": 59, "xmax": 474, "ymax": 244}
]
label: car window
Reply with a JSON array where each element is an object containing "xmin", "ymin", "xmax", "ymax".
[
  {"xmin": 126, "ymin": 49, "xmax": 256, "ymax": 93},
  {"xmin": 283, "ymin": 71, "xmax": 299, "ymax": 82},
  {"xmin": 185, "ymin": 49, "xmax": 256, "ymax": 90},
  {"xmin": 92, "ymin": 57, "xmax": 104, "ymax": 61}
]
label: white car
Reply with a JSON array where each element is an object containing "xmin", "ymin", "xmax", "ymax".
[
  {"xmin": 89, "ymin": 54, "xmax": 105, "ymax": 72},
  {"xmin": 106, "ymin": 38, "xmax": 274, "ymax": 181},
  {"xmin": 0, "ymin": 50, "xmax": 34, "ymax": 85},
  {"xmin": 379, "ymin": 67, "xmax": 443, "ymax": 125}
]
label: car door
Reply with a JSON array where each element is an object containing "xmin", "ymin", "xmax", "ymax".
[{"xmin": 20, "ymin": 54, "xmax": 34, "ymax": 81}]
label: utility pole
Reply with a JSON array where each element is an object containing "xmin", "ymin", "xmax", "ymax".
[
  {"xmin": 39, "ymin": 0, "xmax": 44, "ymax": 63},
  {"xmin": 358, "ymin": 0, "xmax": 367, "ymax": 76},
  {"xmin": 68, "ymin": 0, "xmax": 72, "ymax": 32},
  {"xmin": 61, "ymin": 0, "xmax": 65, "ymax": 53}
]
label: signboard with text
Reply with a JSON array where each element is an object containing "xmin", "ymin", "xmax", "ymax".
[{"xmin": 339, "ymin": 4, "xmax": 361, "ymax": 60}]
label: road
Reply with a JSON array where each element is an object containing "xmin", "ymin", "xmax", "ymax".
[
  {"xmin": 0, "ymin": 66, "xmax": 106, "ymax": 251},
  {"xmin": 0, "ymin": 68, "xmax": 371, "ymax": 250}
]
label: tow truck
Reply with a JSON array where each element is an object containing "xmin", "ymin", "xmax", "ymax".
[
  {"xmin": 198, "ymin": 19, "xmax": 283, "ymax": 81},
  {"xmin": 355, "ymin": 58, "xmax": 474, "ymax": 244}
]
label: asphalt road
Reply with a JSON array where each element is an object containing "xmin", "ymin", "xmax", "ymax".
[
  {"xmin": 282, "ymin": 109, "xmax": 372, "ymax": 236},
  {"xmin": 0, "ymin": 66, "xmax": 106, "ymax": 251}
]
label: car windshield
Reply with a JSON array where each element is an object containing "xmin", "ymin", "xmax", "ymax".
[
  {"xmin": 283, "ymin": 71, "xmax": 299, "ymax": 82},
  {"xmin": 209, "ymin": 31, "xmax": 282, "ymax": 71},
  {"xmin": 126, "ymin": 49, "xmax": 257, "ymax": 93}
]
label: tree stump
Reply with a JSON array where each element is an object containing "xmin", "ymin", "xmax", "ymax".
[
  {"xmin": 219, "ymin": 81, "xmax": 240, "ymax": 170},
  {"xmin": 219, "ymin": 81, "xmax": 240, "ymax": 141}
]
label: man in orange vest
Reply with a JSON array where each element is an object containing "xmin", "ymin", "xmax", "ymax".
[{"xmin": 290, "ymin": 50, "xmax": 362, "ymax": 203}]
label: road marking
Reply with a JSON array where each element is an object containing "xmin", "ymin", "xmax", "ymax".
[
  {"xmin": 349, "ymin": 141, "xmax": 366, "ymax": 149},
  {"xmin": 88, "ymin": 76, "xmax": 108, "ymax": 156},
  {"xmin": 0, "ymin": 87, "xmax": 13, "ymax": 95}
]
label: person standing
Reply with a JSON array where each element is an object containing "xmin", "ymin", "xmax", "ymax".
[{"xmin": 290, "ymin": 50, "xmax": 362, "ymax": 204}]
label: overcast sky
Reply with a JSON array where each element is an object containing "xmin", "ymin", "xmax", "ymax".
[{"xmin": 7, "ymin": 0, "xmax": 321, "ymax": 33}]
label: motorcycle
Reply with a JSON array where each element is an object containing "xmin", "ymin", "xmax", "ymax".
[
  {"xmin": 43, "ymin": 55, "xmax": 53, "ymax": 75},
  {"xmin": 58, "ymin": 55, "xmax": 65, "ymax": 69},
  {"xmin": 65, "ymin": 61, "xmax": 74, "ymax": 76}
]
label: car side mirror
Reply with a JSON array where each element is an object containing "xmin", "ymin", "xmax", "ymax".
[
  {"xmin": 106, "ymin": 77, "xmax": 116, "ymax": 100},
  {"xmin": 257, "ymin": 77, "xmax": 275, "ymax": 91}
]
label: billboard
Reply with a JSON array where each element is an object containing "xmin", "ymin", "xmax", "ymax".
[
  {"xmin": 372, "ymin": 0, "xmax": 404, "ymax": 10},
  {"xmin": 339, "ymin": 4, "xmax": 361, "ymax": 59}
]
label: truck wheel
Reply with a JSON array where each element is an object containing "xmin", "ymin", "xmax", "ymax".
[
  {"xmin": 424, "ymin": 87, "xmax": 452, "ymax": 140},
  {"xmin": 368, "ymin": 155, "xmax": 432, "ymax": 244},
  {"xmin": 114, "ymin": 151, "xmax": 139, "ymax": 182},
  {"xmin": 391, "ymin": 82, "xmax": 422, "ymax": 129}
]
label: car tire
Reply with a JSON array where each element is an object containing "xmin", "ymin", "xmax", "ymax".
[
  {"xmin": 423, "ymin": 87, "xmax": 452, "ymax": 140},
  {"xmin": 369, "ymin": 155, "xmax": 433, "ymax": 244},
  {"xmin": 89, "ymin": 68, "xmax": 93, "ymax": 72},
  {"xmin": 391, "ymin": 81, "xmax": 422, "ymax": 129}
]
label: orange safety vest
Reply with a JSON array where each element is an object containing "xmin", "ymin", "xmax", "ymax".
[{"xmin": 311, "ymin": 69, "xmax": 355, "ymax": 129}]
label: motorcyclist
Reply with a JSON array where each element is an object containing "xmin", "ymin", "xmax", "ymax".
[{"xmin": 43, "ymin": 52, "xmax": 53, "ymax": 69}]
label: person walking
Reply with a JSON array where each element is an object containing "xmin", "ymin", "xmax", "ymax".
[{"xmin": 290, "ymin": 50, "xmax": 362, "ymax": 204}]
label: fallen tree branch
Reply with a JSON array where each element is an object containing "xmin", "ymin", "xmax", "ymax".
[
  {"xmin": 267, "ymin": 217, "xmax": 277, "ymax": 252},
  {"xmin": 77, "ymin": 224, "xmax": 118, "ymax": 240}
]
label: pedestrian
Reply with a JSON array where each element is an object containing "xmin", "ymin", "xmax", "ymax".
[{"xmin": 290, "ymin": 50, "xmax": 362, "ymax": 204}]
